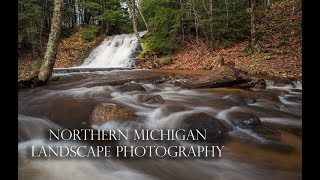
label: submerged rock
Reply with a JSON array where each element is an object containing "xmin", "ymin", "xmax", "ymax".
[
  {"xmin": 201, "ymin": 88, "xmax": 280, "ymax": 103},
  {"xmin": 253, "ymin": 125, "xmax": 281, "ymax": 142},
  {"xmin": 227, "ymin": 111, "xmax": 262, "ymax": 129},
  {"xmin": 90, "ymin": 103, "xmax": 138, "ymax": 125},
  {"xmin": 224, "ymin": 94, "xmax": 256, "ymax": 105},
  {"xmin": 138, "ymin": 93, "xmax": 164, "ymax": 104},
  {"xmin": 117, "ymin": 83, "xmax": 146, "ymax": 92},
  {"xmin": 159, "ymin": 106, "xmax": 190, "ymax": 117},
  {"xmin": 179, "ymin": 112, "xmax": 229, "ymax": 142}
]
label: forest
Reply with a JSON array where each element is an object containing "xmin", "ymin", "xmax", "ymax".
[
  {"xmin": 18, "ymin": 0, "xmax": 302, "ymax": 82},
  {"xmin": 18, "ymin": 1, "xmax": 302, "ymax": 179}
]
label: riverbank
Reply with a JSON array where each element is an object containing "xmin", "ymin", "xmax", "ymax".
[
  {"xmin": 18, "ymin": 27, "xmax": 105, "ymax": 81},
  {"xmin": 18, "ymin": 0, "xmax": 301, "ymax": 81},
  {"xmin": 136, "ymin": 0, "xmax": 301, "ymax": 79},
  {"xmin": 136, "ymin": 37, "xmax": 301, "ymax": 79}
]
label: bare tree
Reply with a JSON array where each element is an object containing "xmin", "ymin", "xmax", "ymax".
[
  {"xmin": 225, "ymin": 0, "xmax": 229, "ymax": 27},
  {"xmin": 250, "ymin": 0, "xmax": 257, "ymax": 47},
  {"xmin": 135, "ymin": 2, "xmax": 148, "ymax": 31},
  {"xmin": 38, "ymin": 0, "xmax": 63, "ymax": 82},
  {"xmin": 127, "ymin": 0, "xmax": 141, "ymax": 43},
  {"xmin": 291, "ymin": 0, "xmax": 295, "ymax": 19}
]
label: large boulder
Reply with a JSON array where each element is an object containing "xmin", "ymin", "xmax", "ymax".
[
  {"xmin": 227, "ymin": 111, "xmax": 262, "ymax": 129},
  {"xmin": 197, "ymin": 88, "xmax": 280, "ymax": 103},
  {"xmin": 138, "ymin": 93, "xmax": 164, "ymax": 104},
  {"xmin": 179, "ymin": 66, "xmax": 249, "ymax": 89},
  {"xmin": 117, "ymin": 83, "xmax": 146, "ymax": 92},
  {"xmin": 179, "ymin": 112, "xmax": 229, "ymax": 142},
  {"xmin": 234, "ymin": 78, "xmax": 266, "ymax": 89},
  {"xmin": 90, "ymin": 103, "xmax": 138, "ymax": 125}
]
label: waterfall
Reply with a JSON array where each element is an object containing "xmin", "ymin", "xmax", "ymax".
[{"xmin": 80, "ymin": 31, "xmax": 147, "ymax": 68}]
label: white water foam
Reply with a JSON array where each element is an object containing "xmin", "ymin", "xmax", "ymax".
[
  {"xmin": 265, "ymin": 80, "xmax": 302, "ymax": 92},
  {"xmin": 80, "ymin": 31, "xmax": 147, "ymax": 68},
  {"xmin": 18, "ymin": 139, "xmax": 155, "ymax": 180}
]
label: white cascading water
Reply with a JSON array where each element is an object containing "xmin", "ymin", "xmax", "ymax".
[{"xmin": 81, "ymin": 31, "xmax": 147, "ymax": 68}]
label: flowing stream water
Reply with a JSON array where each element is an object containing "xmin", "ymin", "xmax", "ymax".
[
  {"xmin": 80, "ymin": 31, "xmax": 147, "ymax": 68},
  {"xmin": 18, "ymin": 33, "xmax": 302, "ymax": 180}
]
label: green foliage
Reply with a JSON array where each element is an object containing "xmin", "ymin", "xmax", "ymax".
[
  {"xmin": 140, "ymin": 0, "xmax": 181, "ymax": 56},
  {"xmin": 80, "ymin": 25, "xmax": 100, "ymax": 41},
  {"xmin": 198, "ymin": 0, "xmax": 250, "ymax": 45},
  {"xmin": 18, "ymin": 0, "xmax": 47, "ymax": 55},
  {"xmin": 82, "ymin": 1, "xmax": 101, "ymax": 11},
  {"xmin": 18, "ymin": 0, "xmax": 132, "ymax": 56},
  {"xmin": 264, "ymin": 53, "xmax": 272, "ymax": 60},
  {"xmin": 154, "ymin": 56, "xmax": 173, "ymax": 67},
  {"xmin": 81, "ymin": 0, "xmax": 132, "ymax": 34},
  {"xmin": 158, "ymin": 56, "xmax": 173, "ymax": 65},
  {"xmin": 140, "ymin": 0, "xmax": 250, "ymax": 56},
  {"xmin": 61, "ymin": 27, "xmax": 75, "ymax": 37}
]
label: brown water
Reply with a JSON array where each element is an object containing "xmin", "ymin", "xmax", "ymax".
[{"xmin": 18, "ymin": 69, "xmax": 302, "ymax": 180}]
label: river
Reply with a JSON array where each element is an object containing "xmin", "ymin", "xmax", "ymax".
[{"xmin": 18, "ymin": 32, "xmax": 301, "ymax": 180}]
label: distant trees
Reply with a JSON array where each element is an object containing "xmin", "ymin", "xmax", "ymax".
[
  {"xmin": 18, "ymin": 0, "xmax": 132, "ymax": 58},
  {"xmin": 139, "ymin": 0, "xmax": 252, "ymax": 56},
  {"xmin": 250, "ymin": 0, "xmax": 257, "ymax": 47},
  {"xmin": 138, "ymin": 0, "xmax": 282, "ymax": 57},
  {"xmin": 18, "ymin": 0, "xmax": 135, "ymax": 84},
  {"xmin": 18, "ymin": 0, "xmax": 54, "ymax": 58}
]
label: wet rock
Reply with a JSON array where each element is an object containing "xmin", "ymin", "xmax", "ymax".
[
  {"xmin": 138, "ymin": 93, "xmax": 164, "ymax": 104},
  {"xmin": 90, "ymin": 103, "xmax": 138, "ymax": 125},
  {"xmin": 236, "ymin": 105, "xmax": 301, "ymax": 119},
  {"xmin": 160, "ymin": 106, "xmax": 190, "ymax": 116},
  {"xmin": 117, "ymin": 83, "xmax": 146, "ymax": 92},
  {"xmin": 227, "ymin": 111, "xmax": 262, "ymax": 129},
  {"xmin": 284, "ymin": 95, "xmax": 302, "ymax": 103},
  {"xmin": 179, "ymin": 112, "xmax": 228, "ymax": 142},
  {"xmin": 197, "ymin": 88, "xmax": 280, "ymax": 103},
  {"xmin": 235, "ymin": 79, "xmax": 266, "ymax": 89},
  {"xmin": 173, "ymin": 80, "xmax": 182, "ymax": 86},
  {"xmin": 291, "ymin": 89, "xmax": 302, "ymax": 93},
  {"xmin": 179, "ymin": 66, "xmax": 249, "ymax": 89},
  {"xmin": 260, "ymin": 141, "xmax": 295, "ymax": 154},
  {"xmin": 224, "ymin": 95, "xmax": 256, "ymax": 105},
  {"xmin": 264, "ymin": 122, "xmax": 302, "ymax": 137},
  {"xmin": 253, "ymin": 125, "xmax": 281, "ymax": 142},
  {"xmin": 267, "ymin": 89, "xmax": 289, "ymax": 96},
  {"xmin": 148, "ymin": 89, "xmax": 162, "ymax": 93},
  {"xmin": 252, "ymin": 101, "xmax": 281, "ymax": 110}
]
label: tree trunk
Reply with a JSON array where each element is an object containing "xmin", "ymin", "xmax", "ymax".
[
  {"xmin": 191, "ymin": 0, "xmax": 199, "ymax": 44},
  {"xmin": 128, "ymin": 0, "xmax": 141, "ymax": 43},
  {"xmin": 267, "ymin": 0, "xmax": 271, "ymax": 6},
  {"xmin": 225, "ymin": 0, "xmax": 229, "ymax": 28},
  {"xmin": 291, "ymin": 0, "xmax": 295, "ymax": 19},
  {"xmin": 180, "ymin": 0, "xmax": 184, "ymax": 41},
  {"xmin": 135, "ymin": 4, "xmax": 148, "ymax": 31},
  {"xmin": 73, "ymin": 0, "xmax": 77, "ymax": 27},
  {"xmin": 250, "ymin": 0, "xmax": 257, "ymax": 47},
  {"xmin": 38, "ymin": 0, "xmax": 63, "ymax": 82}
]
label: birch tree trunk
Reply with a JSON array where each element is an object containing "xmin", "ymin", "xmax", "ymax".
[
  {"xmin": 38, "ymin": 0, "xmax": 63, "ymax": 82},
  {"xmin": 267, "ymin": 0, "xmax": 271, "ymax": 6},
  {"xmin": 135, "ymin": 4, "xmax": 148, "ymax": 31},
  {"xmin": 250, "ymin": 0, "xmax": 257, "ymax": 47},
  {"xmin": 225, "ymin": 0, "xmax": 229, "ymax": 28},
  {"xmin": 128, "ymin": 0, "xmax": 141, "ymax": 43}
]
